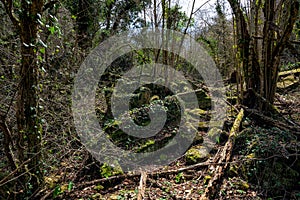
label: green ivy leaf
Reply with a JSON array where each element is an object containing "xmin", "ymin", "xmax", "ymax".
[
  {"xmin": 49, "ymin": 26, "xmax": 55, "ymax": 35},
  {"xmin": 39, "ymin": 47, "xmax": 45, "ymax": 54},
  {"xmin": 37, "ymin": 55, "xmax": 43, "ymax": 62},
  {"xmin": 53, "ymin": 185, "xmax": 61, "ymax": 198},
  {"xmin": 68, "ymin": 181, "xmax": 73, "ymax": 192}
]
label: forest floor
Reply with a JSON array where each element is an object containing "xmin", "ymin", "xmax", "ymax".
[
  {"xmin": 1, "ymin": 65, "xmax": 300, "ymax": 200},
  {"xmin": 40, "ymin": 82, "xmax": 300, "ymax": 200}
]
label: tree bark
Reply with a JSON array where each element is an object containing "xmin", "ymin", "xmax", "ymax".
[
  {"xmin": 1, "ymin": 0, "xmax": 44, "ymax": 195},
  {"xmin": 227, "ymin": 0, "xmax": 299, "ymax": 112}
]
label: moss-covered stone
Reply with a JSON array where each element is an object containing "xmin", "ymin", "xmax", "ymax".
[
  {"xmin": 192, "ymin": 132, "xmax": 204, "ymax": 145},
  {"xmin": 187, "ymin": 108, "xmax": 207, "ymax": 117},
  {"xmin": 100, "ymin": 162, "xmax": 123, "ymax": 178},
  {"xmin": 207, "ymin": 127, "xmax": 224, "ymax": 143},
  {"xmin": 185, "ymin": 145, "xmax": 209, "ymax": 164}
]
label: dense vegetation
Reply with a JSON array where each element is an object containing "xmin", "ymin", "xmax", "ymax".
[{"xmin": 0, "ymin": 0, "xmax": 299, "ymax": 199}]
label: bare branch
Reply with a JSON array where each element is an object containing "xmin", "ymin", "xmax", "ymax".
[
  {"xmin": 183, "ymin": 0, "xmax": 195, "ymax": 35},
  {"xmin": 192, "ymin": 0, "xmax": 210, "ymax": 15}
]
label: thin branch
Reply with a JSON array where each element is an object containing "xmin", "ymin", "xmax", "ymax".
[
  {"xmin": 192, "ymin": 0, "xmax": 210, "ymax": 15},
  {"xmin": 0, "ymin": 158, "xmax": 32, "ymax": 187},
  {"xmin": 0, "ymin": 116, "xmax": 16, "ymax": 170},
  {"xmin": 76, "ymin": 160, "xmax": 225, "ymax": 189},
  {"xmin": 183, "ymin": 0, "xmax": 195, "ymax": 35}
]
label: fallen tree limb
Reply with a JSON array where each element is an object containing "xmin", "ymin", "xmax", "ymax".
[
  {"xmin": 243, "ymin": 107, "xmax": 300, "ymax": 134},
  {"xmin": 75, "ymin": 159, "xmax": 232, "ymax": 189},
  {"xmin": 278, "ymin": 68, "xmax": 300, "ymax": 78},
  {"xmin": 201, "ymin": 108, "xmax": 244, "ymax": 200},
  {"xmin": 277, "ymin": 81, "xmax": 299, "ymax": 92}
]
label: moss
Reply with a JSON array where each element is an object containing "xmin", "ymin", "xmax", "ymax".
[
  {"xmin": 91, "ymin": 193, "xmax": 102, "ymax": 199},
  {"xmin": 207, "ymin": 127, "xmax": 224, "ymax": 143},
  {"xmin": 100, "ymin": 162, "xmax": 123, "ymax": 178},
  {"xmin": 236, "ymin": 179, "xmax": 250, "ymax": 190},
  {"xmin": 203, "ymin": 175, "xmax": 211, "ymax": 184},
  {"xmin": 136, "ymin": 139, "xmax": 155, "ymax": 153},
  {"xmin": 185, "ymin": 145, "xmax": 209, "ymax": 164},
  {"xmin": 198, "ymin": 121, "xmax": 224, "ymax": 130},
  {"xmin": 187, "ymin": 108, "xmax": 207, "ymax": 117},
  {"xmin": 94, "ymin": 185, "xmax": 104, "ymax": 191}
]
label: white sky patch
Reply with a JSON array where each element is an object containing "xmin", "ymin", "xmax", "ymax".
[{"xmin": 174, "ymin": 0, "xmax": 217, "ymax": 16}]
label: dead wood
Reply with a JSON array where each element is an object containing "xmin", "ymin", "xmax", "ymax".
[
  {"xmin": 137, "ymin": 171, "xmax": 147, "ymax": 200},
  {"xmin": 75, "ymin": 158, "xmax": 234, "ymax": 190},
  {"xmin": 243, "ymin": 107, "xmax": 300, "ymax": 134},
  {"xmin": 71, "ymin": 109, "xmax": 245, "ymax": 198},
  {"xmin": 278, "ymin": 68, "xmax": 300, "ymax": 78},
  {"xmin": 201, "ymin": 108, "xmax": 244, "ymax": 200}
]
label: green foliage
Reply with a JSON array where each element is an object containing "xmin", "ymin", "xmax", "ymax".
[
  {"xmin": 197, "ymin": 36, "xmax": 218, "ymax": 58},
  {"xmin": 68, "ymin": 181, "xmax": 73, "ymax": 192},
  {"xmin": 166, "ymin": 4, "xmax": 192, "ymax": 31},
  {"xmin": 175, "ymin": 172, "xmax": 184, "ymax": 183},
  {"xmin": 280, "ymin": 62, "xmax": 300, "ymax": 71},
  {"xmin": 94, "ymin": 184, "xmax": 104, "ymax": 191},
  {"xmin": 53, "ymin": 185, "xmax": 63, "ymax": 198},
  {"xmin": 235, "ymin": 127, "xmax": 300, "ymax": 197},
  {"xmin": 100, "ymin": 162, "xmax": 123, "ymax": 178}
]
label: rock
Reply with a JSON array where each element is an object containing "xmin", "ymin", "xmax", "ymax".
[
  {"xmin": 192, "ymin": 132, "xmax": 204, "ymax": 145},
  {"xmin": 207, "ymin": 127, "xmax": 223, "ymax": 143},
  {"xmin": 185, "ymin": 145, "xmax": 209, "ymax": 164}
]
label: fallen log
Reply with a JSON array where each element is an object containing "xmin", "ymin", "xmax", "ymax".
[
  {"xmin": 200, "ymin": 108, "xmax": 244, "ymax": 200},
  {"xmin": 243, "ymin": 107, "xmax": 300, "ymax": 134},
  {"xmin": 278, "ymin": 68, "xmax": 300, "ymax": 78}
]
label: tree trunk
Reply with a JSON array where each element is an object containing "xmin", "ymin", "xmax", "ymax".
[
  {"xmin": 1, "ymin": 0, "xmax": 44, "ymax": 196},
  {"xmin": 18, "ymin": 0, "xmax": 44, "ymax": 194},
  {"xmin": 228, "ymin": 0, "xmax": 299, "ymax": 112}
]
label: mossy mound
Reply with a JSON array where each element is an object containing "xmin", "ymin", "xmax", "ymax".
[{"xmin": 185, "ymin": 145, "xmax": 209, "ymax": 164}]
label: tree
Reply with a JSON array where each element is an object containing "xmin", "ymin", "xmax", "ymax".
[
  {"xmin": 0, "ymin": 0, "xmax": 46, "ymax": 196},
  {"xmin": 195, "ymin": 0, "xmax": 235, "ymax": 77},
  {"xmin": 64, "ymin": 0, "xmax": 150, "ymax": 49},
  {"xmin": 228, "ymin": 0, "xmax": 299, "ymax": 111}
]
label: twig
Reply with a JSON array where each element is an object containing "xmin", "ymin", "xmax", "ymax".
[
  {"xmin": 137, "ymin": 171, "xmax": 147, "ymax": 200},
  {"xmin": 0, "ymin": 158, "xmax": 32, "ymax": 187}
]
